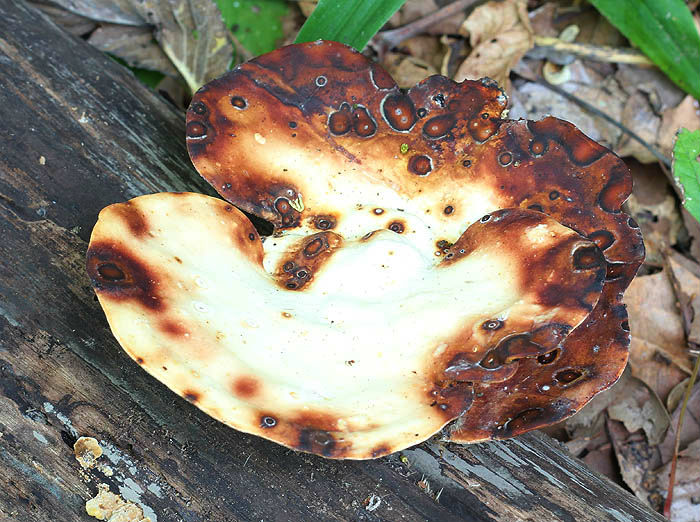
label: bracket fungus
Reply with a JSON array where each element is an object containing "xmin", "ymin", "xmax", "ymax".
[{"xmin": 87, "ymin": 41, "xmax": 643, "ymax": 459}]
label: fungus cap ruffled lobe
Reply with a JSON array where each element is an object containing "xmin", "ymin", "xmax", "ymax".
[{"xmin": 87, "ymin": 41, "xmax": 642, "ymax": 458}]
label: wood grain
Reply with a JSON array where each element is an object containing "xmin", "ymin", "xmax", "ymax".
[{"xmin": 0, "ymin": 2, "xmax": 665, "ymax": 521}]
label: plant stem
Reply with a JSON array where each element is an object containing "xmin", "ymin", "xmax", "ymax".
[{"xmin": 664, "ymin": 352, "xmax": 700, "ymax": 518}]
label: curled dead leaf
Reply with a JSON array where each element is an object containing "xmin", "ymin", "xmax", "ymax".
[{"xmin": 455, "ymin": 0, "xmax": 534, "ymax": 91}]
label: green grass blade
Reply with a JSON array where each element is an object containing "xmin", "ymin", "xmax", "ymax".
[
  {"xmin": 672, "ymin": 129, "xmax": 700, "ymax": 222},
  {"xmin": 295, "ymin": 0, "xmax": 406, "ymax": 51},
  {"xmin": 589, "ymin": 0, "xmax": 700, "ymax": 100}
]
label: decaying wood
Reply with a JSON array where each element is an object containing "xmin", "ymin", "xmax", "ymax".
[{"xmin": 0, "ymin": 2, "xmax": 666, "ymax": 521}]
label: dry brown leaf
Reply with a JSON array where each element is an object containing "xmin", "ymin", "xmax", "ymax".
[
  {"xmin": 395, "ymin": 36, "xmax": 443, "ymax": 70},
  {"xmin": 455, "ymin": 0, "xmax": 534, "ymax": 91},
  {"xmin": 659, "ymin": 95, "xmax": 700, "ymax": 157},
  {"xmin": 616, "ymin": 92, "xmax": 661, "ymax": 163},
  {"xmin": 607, "ymin": 418, "xmax": 664, "ymax": 508},
  {"xmin": 625, "ymin": 271, "xmax": 692, "ymax": 401},
  {"xmin": 656, "ymin": 438, "xmax": 700, "ymax": 522},
  {"xmin": 625, "ymin": 161, "xmax": 684, "ymax": 267},
  {"xmin": 667, "ymin": 251, "xmax": 700, "ymax": 348},
  {"xmin": 88, "ymin": 24, "xmax": 178, "ymax": 76},
  {"xmin": 607, "ymin": 375, "xmax": 670, "ymax": 445},
  {"xmin": 382, "ymin": 54, "xmax": 437, "ymax": 89}
]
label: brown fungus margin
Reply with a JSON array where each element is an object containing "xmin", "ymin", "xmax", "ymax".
[{"xmin": 179, "ymin": 41, "xmax": 643, "ymax": 448}]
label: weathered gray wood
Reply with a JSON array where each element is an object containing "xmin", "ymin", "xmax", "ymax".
[{"xmin": 0, "ymin": 2, "xmax": 666, "ymax": 521}]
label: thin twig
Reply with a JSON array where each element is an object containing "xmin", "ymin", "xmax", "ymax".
[
  {"xmin": 533, "ymin": 36, "xmax": 653, "ymax": 66},
  {"xmin": 664, "ymin": 353, "xmax": 700, "ymax": 518},
  {"xmin": 371, "ymin": 0, "xmax": 482, "ymax": 58},
  {"xmin": 513, "ymin": 70, "xmax": 672, "ymax": 169}
]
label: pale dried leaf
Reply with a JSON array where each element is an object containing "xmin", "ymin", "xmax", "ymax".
[
  {"xmin": 659, "ymin": 95, "xmax": 700, "ymax": 157},
  {"xmin": 383, "ymin": 54, "xmax": 437, "ymax": 89},
  {"xmin": 88, "ymin": 25, "xmax": 178, "ymax": 76},
  {"xmin": 667, "ymin": 251, "xmax": 700, "ymax": 347},
  {"xmin": 135, "ymin": 0, "xmax": 232, "ymax": 94},
  {"xmin": 615, "ymin": 92, "xmax": 661, "ymax": 163},
  {"xmin": 455, "ymin": 0, "xmax": 534, "ymax": 90},
  {"xmin": 30, "ymin": 2, "xmax": 98, "ymax": 35},
  {"xmin": 625, "ymin": 271, "xmax": 692, "ymax": 400},
  {"xmin": 607, "ymin": 376, "xmax": 670, "ymax": 446}
]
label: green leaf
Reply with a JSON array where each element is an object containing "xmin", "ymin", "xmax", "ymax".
[
  {"xmin": 672, "ymin": 129, "xmax": 700, "ymax": 222},
  {"xmin": 215, "ymin": 0, "xmax": 288, "ymax": 57},
  {"xmin": 589, "ymin": 0, "xmax": 700, "ymax": 100},
  {"xmin": 109, "ymin": 54, "xmax": 165, "ymax": 89},
  {"xmin": 295, "ymin": 0, "xmax": 406, "ymax": 51}
]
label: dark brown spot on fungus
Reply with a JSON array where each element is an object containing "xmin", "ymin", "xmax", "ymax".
[
  {"xmin": 298, "ymin": 429, "xmax": 336, "ymax": 457},
  {"xmin": 537, "ymin": 349, "xmax": 559, "ymax": 365},
  {"xmin": 498, "ymin": 152, "xmax": 513, "ymax": 166},
  {"xmin": 503, "ymin": 408, "xmax": 544, "ymax": 434},
  {"xmin": 528, "ymin": 204, "xmax": 544, "ymax": 212},
  {"xmin": 184, "ymin": 390, "xmax": 200, "ymax": 403},
  {"xmin": 408, "ymin": 155, "xmax": 432, "ymax": 176},
  {"xmin": 352, "ymin": 106, "xmax": 377, "ymax": 137},
  {"xmin": 186, "ymin": 121, "xmax": 207, "ymax": 139},
  {"xmin": 261, "ymin": 415, "xmax": 277, "ymax": 428},
  {"xmin": 87, "ymin": 242, "xmax": 163, "ymax": 311},
  {"xmin": 444, "ymin": 205, "xmax": 454, "ymax": 215},
  {"xmin": 373, "ymin": 208, "xmax": 384, "ymax": 215},
  {"xmin": 371, "ymin": 446, "xmax": 391, "ymax": 458},
  {"xmin": 549, "ymin": 190, "xmax": 560, "ymax": 200},
  {"xmin": 233, "ymin": 376, "xmax": 259, "ymax": 398},
  {"xmin": 388, "ymin": 221, "xmax": 404, "ymax": 233},
  {"xmin": 422, "ymin": 114, "xmax": 455, "ymax": 139},
  {"xmin": 479, "ymin": 350, "xmax": 503, "ymax": 369},
  {"xmin": 554, "ymin": 368, "xmax": 586, "ymax": 386},
  {"xmin": 190, "ymin": 102, "xmax": 207, "ymax": 115},
  {"xmin": 468, "ymin": 116, "xmax": 499, "ymax": 142},
  {"xmin": 482, "ymin": 319, "xmax": 503, "ymax": 331},
  {"xmin": 382, "ymin": 94, "xmax": 417, "ymax": 131},
  {"xmin": 417, "ymin": 107, "xmax": 428, "ymax": 118},
  {"xmin": 303, "ymin": 236, "xmax": 326, "ymax": 257},
  {"xmin": 328, "ymin": 104, "xmax": 352, "ymax": 135},
  {"xmin": 529, "ymin": 139, "xmax": 548, "ymax": 157},
  {"xmin": 97, "ymin": 263, "xmax": 125, "ymax": 281},
  {"xmin": 248, "ymin": 233, "xmax": 256, "ymax": 241},
  {"xmin": 462, "ymin": 159, "xmax": 472, "ymax": 168},
  {"xmin": 573, "ymin": 245, "xmax": 604, "ymax": 271},
  {"xmin": 231, "ymin": 96, "xmax": 247, "ymax": 109},
  {"xmin": 314, "ymin": 216, "xmax": 335, "ymax": 230},
  {"xmin": 135, "ymin": 357, "xmax": 144, "ymax": 365}
]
